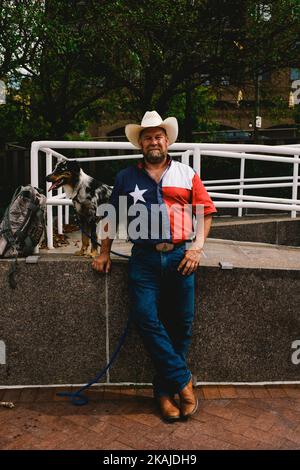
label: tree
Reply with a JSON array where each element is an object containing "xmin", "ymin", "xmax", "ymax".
[
  {"xmin": 2, "ymin": 0, "xmax": 300, "ymax": 144},
  {"xmin": 227, "ymin": 0, "xmax": 300, "ymax": 141},
  {"xmin": 0, "ymin": 0, "xmax": 44, "ymax": 78}
]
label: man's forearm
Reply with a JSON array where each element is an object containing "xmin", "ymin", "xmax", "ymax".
[
  {"xmin": 190, "ymin": 214, "xmax": 213, "ymax": 250},
  {"xmin": 100, "ymin": 237, "xmax": 114, "ymax": 255},
  {"xmin": 99, "ymin": 221, "xmax": 115, "ymax": 255}
]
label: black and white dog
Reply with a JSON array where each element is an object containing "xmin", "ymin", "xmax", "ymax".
[{"xmin": 46, "ymin": 160, "xmax": 112, "ymax": 256}]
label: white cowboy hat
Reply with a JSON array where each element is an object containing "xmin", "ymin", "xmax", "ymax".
[{"xmin": 125, "ymin": 110, "xmax": 178, "ymax": 148}]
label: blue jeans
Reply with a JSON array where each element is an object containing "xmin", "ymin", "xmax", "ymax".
[{"xmin": 128, "ymin": 244, "xmax": 195, "ymax": 398}]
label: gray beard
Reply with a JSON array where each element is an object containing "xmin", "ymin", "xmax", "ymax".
[{"xmin": 143, "ymin": 149, "xmax": 167, "ymax": 164}]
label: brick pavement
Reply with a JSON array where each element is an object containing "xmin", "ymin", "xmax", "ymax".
[{"xmin": 0, "ymin": 385, "xmax": 300, "ymax": 450}]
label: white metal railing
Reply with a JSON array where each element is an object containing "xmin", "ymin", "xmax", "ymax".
[{"xmin": 30, "ymin": 141, "xmax": 300, "ymax": 250}]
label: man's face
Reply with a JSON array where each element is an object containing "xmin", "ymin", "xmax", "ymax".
[{"xmin": 139, "ymin": 127, "xmax": 169, "ymax": 164}]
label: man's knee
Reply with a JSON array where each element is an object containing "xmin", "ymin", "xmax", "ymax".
[{"xmin": 130, "ymin": 301, "xmax": 156, "ymax": 323}]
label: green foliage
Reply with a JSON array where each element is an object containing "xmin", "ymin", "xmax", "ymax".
[
  {"xmin": 293, "ymin": 104, "xmax": 300, "ymax": 124},
  {"xmin": 267, "ymin": 96, "xmax": 294, "ymax": 123},
  {"xmin": 1, "ymin": 0, "xmax": 300, "ymax": 146},
  {"xmin": 167, "ymin": 86, "xmax": 218, "ymax": 140}
]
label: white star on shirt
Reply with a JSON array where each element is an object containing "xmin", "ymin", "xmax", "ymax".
[{"xmin": 129, "ymin": 184, "xmax": 148, "ymax": 204}]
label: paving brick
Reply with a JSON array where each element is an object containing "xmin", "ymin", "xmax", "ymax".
[
  {"xmin": 2, "ymin": 431, "xmax": 43, "ymax": 450},
  {"xmin": 265, "ymin": 386, "xmax": 289, "ymax": 398},
  {"xmin": 250, "ymin": 386, "xmax": 271, "ymax": 399},
  {"xmin": 134, "ymin": 387, "xmax": 154, "ymax": 399},
  {"xmin": 211, "ymin": 428, "xmax": 259, "ymax": 450},
  {"xmin": 105, "ymin": 414, "xmax": 152, "ymax": 434},
  {"xmin": 204, "ymin": 401, "xmax": 237, "ymax": 421},
  {"xmin": 19, "ymin": 388, "xmax": 39, "ymax": 403},
  {"xmin": 285, "ymin": 423, "xmax": 300, "ymax": 445},
  {"xmin": 106, "ymin": 440, "xmax": 135, "ymax": 450},
  {"xmin": 33, "ymin": 433, "xmax": 70, "ymax": 450},
  {"xmin": 284, "ymin": 399, "xmax": 300, "ymax": 412},
  {"xmin": 35, "ymin": 388, "xmax": 56, "ymax": 403},
  {"xmin": 234, "ymin": 387, "xmax": 255, "ymax": 399},
  {"xmin": 116, "ymin": 431, "xmax": 164, "ymax": 450},
  {"xmin": 1, "ymin": 389, "xmax": 21, "ymax": 403},
  {"xmin": 218, "ymin": 386, "xmax": 238, "ymax": 399},
  {"xmin": 253, "ymin": 411, "xmax": 284, "ymax": 432},
  {"xmin": 230, "ymin": 412, "xmax": 258, "ymax": 429},
  {"xmin": 0, "ymin": 409, "xmax": 13, "ymax": 426},
  {"xmin": 195, "ymin": 387, "xmax": 205, "ymax": 400},
  {"xmin": 281, "ymin": 387, "xmax": 300, "ymax": 399},
  {"xmin": 52, "ymin": 387, "xmax": 74, "ymax": 402},
  {"xmin": 201, "ymin": 386, "xmax": 221, "ymax": 400},
  {"xmin": 240, "ymin": 425, "xmax": 284, "ymax": 447},
  {"xmin": 1, "ymin": 386, "xmax": 300, "ymax": 450},
  {"xmin": 0, "ymin": 421, "xmax": 22, "ymax": 440},
  {"xmin": 277, "ymin": 406, "xmax": 300, "ymax": 427},
  {"xmin": 279, "ymin": 439, "xmax": 300, "ymax": 450},
  {"xmin": 229, "ymin": 400, "xmax": 267, "ymax": 418},
  {"xmin": 103, "ymin": 386, "xmax": 122, "ymax": 400},
  {"xmin": 0, "ymin": 436, "xmax": 12, "ymax": 448},
  {"xmin": 64, "ymin": 412, "xmax": 106, "ymax": 430}
]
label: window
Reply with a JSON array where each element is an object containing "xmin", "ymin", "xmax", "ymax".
[{"xmin": 290, "ymin": 68, "xmax": 300, "ymax": 81}]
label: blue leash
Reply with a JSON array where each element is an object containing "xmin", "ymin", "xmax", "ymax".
[
  {"xmin": 57, "ymin": 221, "xmax": 131, "ymax": 405},
  {"xmin": 57, "ymin": 317, "xmax": 132, "ymax": 405}
]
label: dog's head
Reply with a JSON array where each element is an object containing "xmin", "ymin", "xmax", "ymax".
[{"xmin": 46, "ymin": 159, "xmax": 81, "ymax": 191}]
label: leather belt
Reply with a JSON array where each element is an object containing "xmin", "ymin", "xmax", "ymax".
[{"xmin": 155, "ymin": 241, "xmax": 186, "ymax": 252}]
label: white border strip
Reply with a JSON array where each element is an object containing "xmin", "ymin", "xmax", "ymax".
[{"xmin": 1, "ymin": 381, "xmax": 300, "ymax": 390}]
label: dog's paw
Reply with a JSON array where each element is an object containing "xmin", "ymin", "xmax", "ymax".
[{"xmin": 74, "ymin": 249, "xmax": 89, "ymax": 256}]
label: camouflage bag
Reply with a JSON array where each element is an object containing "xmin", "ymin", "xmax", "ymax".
[{"xmin": 0, "ymin": 185, "xmax": 46, "ymax": 287}]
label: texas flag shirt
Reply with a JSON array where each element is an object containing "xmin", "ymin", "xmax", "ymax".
[{"xmin": 109, "ymin": 156, "xmax": 217, "ymax": 245}]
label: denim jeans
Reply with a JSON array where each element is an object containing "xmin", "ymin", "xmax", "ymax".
[{"xmin": 128, "ymin": 243, "xmax": 195, "ymax": 398}]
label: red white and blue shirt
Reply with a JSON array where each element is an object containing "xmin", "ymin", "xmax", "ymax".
[{"xmin": 109, "ymin": 156, "xmax": 217, "ymax": 245}]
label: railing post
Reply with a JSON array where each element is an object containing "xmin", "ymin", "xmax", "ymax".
[
  {"xmin": 292, "ymin": 154, "xmax": 299, "ymax": 218},
  {"xmin": 193, "ymin": 146, "xmax": 201, "ymax": 176},
  {"xmin": 181, "ymin": 150, "xmax": 190, "ymax": 166},
  {"xmin": 65, "ymin": 205, "xmax": 69, "ymax": 225},
  {"xmin": 30, "ymin": 142, "xmax": 39, "ymax": 188},
  {"xmin": 31, "ymin": 142, "xmax": 40, "ymax": 253},
  {"xmin": 46, "ymin": 150, "xmax": 54, "ymax": 249},
  {"xmin": 238, "ymin": 153, "xmax": 245, "ymax": 217},
  {"xmin": 57, "ymin": 187, "xmax": 63, "ymax": 234}
]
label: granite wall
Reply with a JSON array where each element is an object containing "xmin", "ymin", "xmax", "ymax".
[
  {"xmin": 210, "ymin": 218, "xmax": 300, "ymax": 246},
  {"xmin": 1, "ymin": 254, "xmax": 300, "ymax": 386}
]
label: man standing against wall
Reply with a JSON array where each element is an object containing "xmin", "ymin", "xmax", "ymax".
[{"xmin": 92, "ymin": 111, "xmax": 217, "ymax": 422}]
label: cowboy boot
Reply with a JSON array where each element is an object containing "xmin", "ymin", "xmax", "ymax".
[
  {"xmin": 157, "ymin": 396, "xmax": 181, "ymax": 422},
  {"xmin": 179, "ymin": 378, "xmax": 198, "ymax": 418}
]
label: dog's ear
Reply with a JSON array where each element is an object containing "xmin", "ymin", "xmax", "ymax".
[{"xmin": 68, "ymin": 160, "xmax": 81, "ymax": 173}]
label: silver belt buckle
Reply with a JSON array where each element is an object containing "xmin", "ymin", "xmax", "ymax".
[{"xmin": 155, "ymin": 242, "xmax": 174, "ymax": 252}]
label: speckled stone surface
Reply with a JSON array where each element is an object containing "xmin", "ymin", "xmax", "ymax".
[
  {"xmin": 0, "ymin": 256, "xmax": 107, "ymax": 385},
  {"xmin": 106, "ymin": 263, "xmax": 155, "ymax": 385},
  {"xmin": 190, "ymin": 267, "xmax": 300, "ymax": 382},
  {"xmin": 1, "ymin": 237, "xmax": 300, "ymax": 386},
  {"xmin": 210, "ymin": 218, "xmax": 300, "ymax": 246}
]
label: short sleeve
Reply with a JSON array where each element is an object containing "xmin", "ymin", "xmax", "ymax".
[
  {"xmin": 108, "ymin": 171, "xmax": 126, "ymax": 231},
  {"xmin": 191, "ymin": 172, "xmax": 217, "ymax": 216},
  {"xmin": 109, "ymin": 171, "xmax": 124, "ymax": 211}
]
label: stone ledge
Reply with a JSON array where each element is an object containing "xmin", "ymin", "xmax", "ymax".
[{"xmin": 1, "ymin": 252, "xmax": 300, "ymax": 386}]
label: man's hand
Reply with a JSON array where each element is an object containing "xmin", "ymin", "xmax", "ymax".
[
  {"xmin": 92, "ymin": 253, "xmax": 111, "ymax": 273},
  {"xmin": 177, "ymin": 249, "xmax": 203, "ymax": 276}
]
